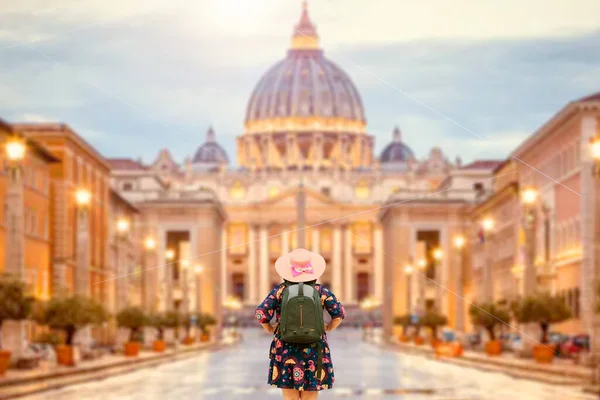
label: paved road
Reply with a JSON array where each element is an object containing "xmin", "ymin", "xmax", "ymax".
[{"xmin": 22, "ymin": 329, "xmax": 594, "ymax": 400}]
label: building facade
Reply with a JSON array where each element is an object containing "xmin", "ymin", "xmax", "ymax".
[{"xmin": 109, "ymin": 4, "xmax": 476, "ymax": 325}]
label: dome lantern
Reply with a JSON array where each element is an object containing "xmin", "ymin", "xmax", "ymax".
[{"xmin": 291, "ymin": 1, "xmax": 319, "ymax": 50}]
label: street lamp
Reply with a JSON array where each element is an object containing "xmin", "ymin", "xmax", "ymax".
[
  {"xmin": 521, "ymin": 188, "xmax": 538, "ymax": 297},
  {"xmin": 194, "ymin": 265, "xmax": 204, "ymax": 275},
  {"xmin": 432, "ymin": 248, "xmax": 443, "ymax": 310},
  {"xmin": 453, "ymin": 235, "xmax": 466, "ymax": 333},
  {"xmin": 144, "ymin": 237, "xmax": 156, "ymax": 251},
  {"xmin": 3, "ymin": 137, "xmax": 26, "ymax": 357},
  {"xmin": 115, "ymin": 218, "xmax": 131, "ymax": 310},
  {"xmin": 165, "ymin": 249, "xmax": 175, "ymax": 260},
  {"xmin": 405, "ymin": 264, "xmax": 413, "ymax": 316},
  {"xmin": 453, "ymin": 235, "xmax": 465, "ymax": 250},
  {"xmin": 74, "ymin": 188, "xmax": 92, "ymax": 296},
  {"xmin": 481, "ymin": 217, "xmax": 495, "ymax": 301}
]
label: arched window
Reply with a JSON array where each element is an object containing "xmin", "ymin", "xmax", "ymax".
[
  {"xmin": 355, "ymin": 180, "xmax": 370, "ymax": 199},
  {"xmin": 229, "ymin": 181, "xmax": 246, "ymax": 200}
]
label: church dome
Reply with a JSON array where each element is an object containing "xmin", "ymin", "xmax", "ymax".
[
  {"xmin": 192, "ymin": 127, "xmax": 228, "ymax": 169},
  {"xmin": 244, "ymin": 2, "xmax": 366, "ymax": 134},
  {"xmin": 380, "ymin": 127, "xmax": 415, "ymax": 167}
]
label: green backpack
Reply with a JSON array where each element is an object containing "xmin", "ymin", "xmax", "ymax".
[{"xmin": 279, "ymin": 280, "xmax": 325, "ymax": 378}]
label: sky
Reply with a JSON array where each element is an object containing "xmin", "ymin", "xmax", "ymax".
[{"xmin": 1, "ymin": 0, "xmax": 599, "ymax": 165}]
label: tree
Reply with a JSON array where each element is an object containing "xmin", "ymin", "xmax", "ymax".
[
  {"xmin": 469, "ymin": 302, "xmax": 510, "ymax": 341},
  {"xmin": 393, "ymin": 314, "xmax": 411, "ymax": 335},
  {"xmin": 148, "ymin": 313, "xmax": 166, "ymax": 341},
  {"xmin": 420, "ymin": 310, "xmax": 448, "ymax": 339},
  {"xmin": 512, "ymin": 292, "xmax": 571, "ymax": 344},
  {"xmin": 33, "ymin": 295, "xmax": 109, "ymax": 346},
  {"xmin": 198, "ymin": 313, "xmax": 216, "ymax": 335},
  {"xmin": 116, "ymin": 306, "xmax": 148, "ymax": 342},
  {"xmin": 0, "ymin": 277, "xmax": 33, "ymax": 349}
]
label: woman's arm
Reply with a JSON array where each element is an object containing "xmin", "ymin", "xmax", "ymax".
[
  {"xmin": 325, "ymin": 317, "xmax": 342, "ymax": 332},
  {"xmin": 260, "ymin": 322, "xmax": 278, "ymax": 334}
]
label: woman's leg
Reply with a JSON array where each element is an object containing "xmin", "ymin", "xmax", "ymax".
[
  {"xmin": 299, "ymin": 391, "xmax": 319, "ymax": 399},
  {"xmin": 281, "ymin": 389, "xmax": 300, "ymax": 400}
]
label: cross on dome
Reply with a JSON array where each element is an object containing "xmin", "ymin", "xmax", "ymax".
[{"xmin": 291, "ymin": 1, "xmax": 319, "ymax": 50}]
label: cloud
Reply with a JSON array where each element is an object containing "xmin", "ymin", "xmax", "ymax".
[{"xmin": 0, "ymin": 1, "xmax": 599, "ymax": 167}]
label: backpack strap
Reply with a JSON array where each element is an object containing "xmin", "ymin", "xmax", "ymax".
[{"xmin": 316, "ymin": 341, "xmax": 323, "ymax": 381}]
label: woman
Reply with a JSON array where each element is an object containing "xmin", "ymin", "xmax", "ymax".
[{"xmin": 255, "ymin": 248, "xmax": 345, "ymax": 400}]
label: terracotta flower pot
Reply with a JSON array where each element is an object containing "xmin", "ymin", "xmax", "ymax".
[
  {"xmin": 183, "ymin": 336, "xmax": 195, "ymax": 345},
  {"xmin": 200, "ymin": 333, "xmax": 210, "ymax": 342},
  {"xmin": 414, "ymin": 336, "xmax": 425, "ymax": 345},
  {"xmin": 55, "ymin": 345, "xmax": 75, "ymax": 366},
  {"xmin": 430, "ymin": 339, "xmax": 441, "ymax": 349},
  {"xmin": 124, "ymin": 342, "xmax": 141, "ymax": 357},
  {"xmin": 533, "ymin": 344, "xmax": 555, "ymax": 364},
  {"xmin": 152, "ymin": 340, "xmax": 166, "ymax": 353},
  {"xmin": 485, "ymin": 340, "xmax": 502, "ymax": 356},
  {"xmin": 435, "ymin": 342, "xmax": 463, "ymax": 358},
  {"xmin": 0, "ymin": 350, "xmax": 11, "ymax": 376},
  {"xmin": 399, "ymin": 335, "xmax": 410, "ymax": 343}
]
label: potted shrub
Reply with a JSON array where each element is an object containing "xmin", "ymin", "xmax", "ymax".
[
  {"xmin": 513, "ymin": 292, "xmax": 571, "ymax": 364},
  {"xmin": 33, "ymin": 295, "xmax": 109, "ymax": 366},
  {"xmin": 0, "ymin": 277, "xmax": 33, "ymax": 375},
  {"xmin": 198, "ymin": 313, "xmax": 216, "ymax": 342},
  {"xmin": 393, "ymin": 315, "xmax": 411, "ymax": 342},
  {"xmin": 148, "ymin": 313, "xmax": 169, "ymax": 352},
  {"xmin": 116, "ymin": 306, "xmax": 148, "ymax": 357},
  {"xmin": 182, "ymin": 313, "xmax": 196, "ymax": 345},
  {"xmin": 469, "ymin": 302, "xmax": 510, "ymax": 356},
  {"xmin": 421, "ymin": 310, "xmax": 448, "ymax": 348},
  {"xmin": 163, "ymin": 310, "xmax": 182, "ymax": 344}
]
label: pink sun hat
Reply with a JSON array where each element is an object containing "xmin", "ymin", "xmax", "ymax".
[{"xmin": 275, "ymin": 248, "xmax": 326, "ymax": 283}]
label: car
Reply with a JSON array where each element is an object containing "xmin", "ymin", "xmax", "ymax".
[{"xmin": 560, "ymin": 334, "xmax": 590, "ymax": 358}]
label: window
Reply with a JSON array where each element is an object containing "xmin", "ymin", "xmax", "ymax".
[
  {"xmin": 232, "ymin": 273, "xmax": 245, "ymax": 300},
  {"xmin": 229, "ymin": 181, "xmax": 246, "ymax": 200},
  {"xmin": 268, "ymin": 187, "xmax": 280, "ymax": 198},
  {"xmin": 122, "ymin": 181, "xmax": 134, "ymax": 191},
  {"xmin": 321, "ymin": 187, "xmax": 331, "ymax": 197},
  {"xmin": 357, "ymin": 272, "xmax": 370, "ymax": 301}
]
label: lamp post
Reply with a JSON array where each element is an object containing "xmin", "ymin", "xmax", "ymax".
[
  {"xmin": 165, "ymin": 248, "xmax": 175, "ymax": 311},
  {"xmin": 404, "ymin": 264, "xmax": 413, "ymax": 316},
  {"xmin": 180, "ymin": 260, "xmax": 190, "ymax": 315},
  {"xmin": 3, "ymin": 138, "xmax": 26, "ymax": 359},
  {"xmin": 521, "ymin": 188, "xmax": 538, "ymax": 296},
  {"xmin": 4, "ymin": 138, "xmax": 26, "ymax": 280},
  {"xmin": 416, "ymin": 259, "xmax": 427, "ymax": 317},
  {"xmin": 115, "ymin": 218, "xmax": 130, "ymax": 311},
  {"xmin": 75, "ymin": 189, "xmax": 91, "ymax": 296},
  {"xmin": 453, "ymin": 235, "xmax": 466, "ymax": 333},
  {"xmin": 432, "ymin": 248, "xmax": 443, "ymax": 310},
  {"xmin": 194, "ymin": 264, "xmax": 204, "ymax": 316},
  {"xmin": 142, "ymin": 237, "xmax": 156, "ymax": 312},
  {"xmin": 481, "ymin": 218, "xmax": 495, "ymax": 302}
]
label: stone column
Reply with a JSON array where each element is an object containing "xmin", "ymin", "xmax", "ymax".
[
  {"xmin": 580, "ymin": 115, "xmax": 600, "ymax": 369},
  {"xmin": 332, "ymin": 227, "xmax": 343, "ymax": 298},
  {"xmin": 259, "ymin": 226, "xmax": 269, "ymax": 297},
  {"xmin": 374, "ymin": 225, "xmax": 384, "ymax": 303},
  {"xmin": 3, "ymin": 155, "xmax": 26, "ymax": 360},
  {"xmin": 220, "ymin": 224, "xmax": 228, "ymax": 306},
  {"xmin": 312, "ymin": 229, "xmax": 320, "ymax": 253},
  {"xmin": 344, "ymin": 226, "xmax": 354, "ymax": 303},
  {"xmin": 282, "ymin": 228, "xmax": 290, "ymax": 255},
  {"xmin": 248, "ymin": 226, "xmax": 257, "ymax": 304}
]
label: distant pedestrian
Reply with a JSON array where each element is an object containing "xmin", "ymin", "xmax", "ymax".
[{"xmin": 255, "ymin": 248, "xmax": 345, "ymax": 400}]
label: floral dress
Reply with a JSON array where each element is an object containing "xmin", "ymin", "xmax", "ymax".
[{"xmin": 255, "ymin": 282, "xmax": 345, "ymax": 391}]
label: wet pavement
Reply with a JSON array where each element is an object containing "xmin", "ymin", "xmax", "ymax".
[{"xmin": 20, "ymin": 329, "xmax": 595, "ymax": 399}]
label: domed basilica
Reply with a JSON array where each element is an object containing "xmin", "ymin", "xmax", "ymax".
[{"xmin": 110, "ymin": 2, "xmax": 495, "ymax": 323}]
